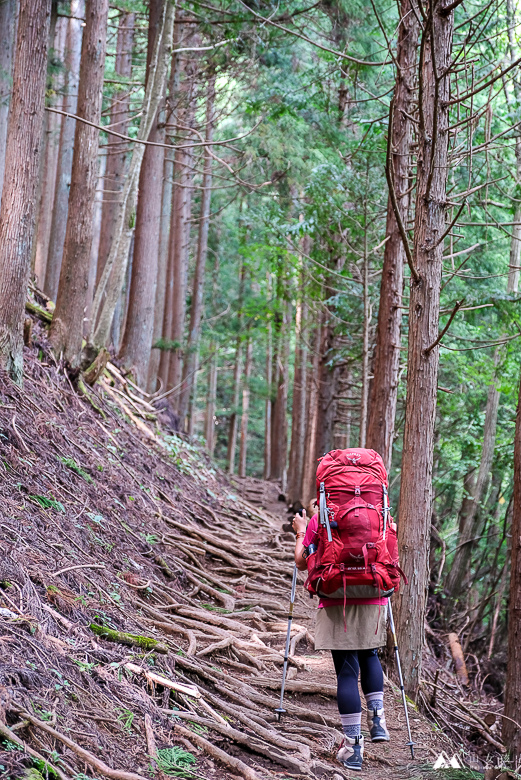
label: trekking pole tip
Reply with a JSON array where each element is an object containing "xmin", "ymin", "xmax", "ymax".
[
  {"xmin": 406, "ymin": 741, "xmax": 415, "ymax": 759},
  {"xmin": 274, "ymin": 708, "xmax": 286, "ymax": 722}
]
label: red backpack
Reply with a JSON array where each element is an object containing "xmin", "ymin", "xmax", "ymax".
[{"xmin": 305, "ymin": 448, "xmax": 406, "ymax": 598}]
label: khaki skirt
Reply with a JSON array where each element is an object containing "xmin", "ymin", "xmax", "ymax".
[
  {"xmin": 314, "ymin": 602, "xmax": 388, "ymax": 651},
  {"xmin": 315, "ymin": 604, "xmax": 387, "ymax": 650}
]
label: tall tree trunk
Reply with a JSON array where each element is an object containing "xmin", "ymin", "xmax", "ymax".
[
  {"xmin": 86, "ymin": 148, "xmax": 105, "ymax": 327},
  {"xmin": 119, "ymin": 0, "xmax": 167, "ymax": 387},
  {"xmin": 445, "ymin": 368, "xmax": 500, "ymax": 597},
  {"xmin": 90, "ymin": 0, "xmax": 176, "ymax": 349},
  {"xmin": 238, "ymin": 334, "xmax": 253, "ymax": 478},
  {"xmin": 111, "ymin": 234, "xmax": 134, "ymax": 353},
  {"xmin": 165, "ymin": 105, "xmax": 196, "ymax": 407},
  {"xmin": 44, "ymin": 0, "xmax": 83, "ymax": 301},
  {"xmin": 178, "ymin": 74, "xmax": 216, "ymax": 424},
  {"xmin": 505, "ymin": 1, "xmax": 521, "ymax": 298},
  {"xmin": 287, "ymin": 255, "xmax": 309, "ymax": 503},
  {"xmin": 315, "ymin": 320, "xmax": 340, "ymax": 458},
  {"xmin": 227, "ymin": 262, "xmax": 245, "ymax": 474},
  {"xmin": 30, "ymin": 1, "xmax": 60, "ymax": 281},
  {"xmin": 0, "ymin": 0, "xmax": 51, "ymax": 381},
  {"xmin": 271, "ymin": 299, "xmax": 290, "ymax": 487},
  {"xmin": 264, "ymin": 272, "xmax": 273, "ymax": 479},
  {"xmin": 504, "ymin": 370, "xmax": 521, "ymax": 759},
  {"xmin": 159, "ymin": 38, "xmax": 196, "ymax": 399},
  {"xmin": 96, "ymin": 11, "xmax": 135, "ymax": 289},
  {"xmin": 0, "ymin": 0, "xmax": 17, "ymax": 201},
  {"xmin": 394, "ymin": 0, "xmax": 454, "ymax": 698},
  {"xmin": 359, "ymin": 213, "xmax": 370, "ymax": 447},
  {"xmin": 506, "ymin": 0, "xmax": 521, "ymax": 294},
  {"xmin": 49, "ymin": 0, "xmax": 109, "ymax": 364},
  {"xmin": 227, "ymin": 336, "xmax": 243, "ymax": 475},
  {"xmin": 187, "ymin": 351, "xmax": 199, "ymax": 435},
  {"xmin": 205, "ymin": 345, "xmax": 217, "ymax": 454},
  {"xmin": 148, "ymin": 146, "xmax": 172, "ymax": 392},
  {"xmin": 334, "ymin": 366, "xmax": 353, "ymax": 449},
  {"xmin": 34, "ymin": 16, "xmax": 67, "ymax": 287},
  {"xmin": 302, "ymin": 319, "xmax": 322, "ymax": 505},
  {"xmin": 487, "ymin": 557, "xmax": 508, "ymax": 661},
  {"xmin": 148, "ymin": 27, "xmax": 184, "ymax": 393},
  {"xmin": 366, "ymin": 0, "xmax": 419, "ymax": 468}
]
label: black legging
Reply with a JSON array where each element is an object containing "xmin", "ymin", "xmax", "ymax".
[{"xmin": 331, "ymin": 649, "xmax": 384, "ymax": 715}]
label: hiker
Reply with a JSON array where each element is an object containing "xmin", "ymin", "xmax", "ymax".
[{"xmin": 292, "ymin": 448, "xmax": 404, "ymax": 772}]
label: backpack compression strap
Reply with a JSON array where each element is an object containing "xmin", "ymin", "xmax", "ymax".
[
  {"xmin": 382, "ymin": 484, "xmax": 389, "ymax": 538},
  {"xmin": 319, "ymin": 481, "xmax": 333, "ymax": 542}
]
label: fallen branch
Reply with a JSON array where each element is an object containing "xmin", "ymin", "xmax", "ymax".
[
  {"xmin": 169, "ymin": 712, "xmax": 309, "ymax": 773},
  {"xmin": 15, "ymin": 710, "xmax": 150, "ymax": 780},
  {"xmin": 448, "ymin": 632, "xmax": 469, "ymax": 686},
  {"xmin": 250, "ymin": 678, "xmax": 337, "ymax": 697},
  {"xmin": 144, "ymin": 713, "xmax": 158, "ymax": 773},
  {"xmin": 90, "ymin": 623, "xmax": 168, "ymax": 654},
  {"xmin": 51, "ymin": 563, "xmax": 106, "ymax": 577},
  {"xmin": 25, "ymin": 300, "xmax": 52, "ymax": 323},
  {"xmin": 0, "ymin": 720, "xmax": 68, "ymax": 780},
  {"xmin": 124, "ymin": 662, "xmax": 200, "ymax": 698},
  {"xmin": 77, "ymin": 378, "xmax": 107, "ymax": 417},
  {"xmin": 144, "ymin": 617, "xmax": 197, "ymax": 655}
]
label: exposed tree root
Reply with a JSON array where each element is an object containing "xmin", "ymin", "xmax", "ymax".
[
  {"xmin": 14, "ymin": 710, "xmax": 150, "ymax": 780},
  {"xmin": 173, "ymin": 722, "xmax": 263, "ymax": 780}
]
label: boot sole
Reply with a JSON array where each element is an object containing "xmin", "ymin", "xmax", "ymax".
[
  {"xmin": 339, "ymin": 763, "xmax": 362, "ymax": 771},
  {"xmin": 371, "ymin": 736, "xmax": 390, "ymax": 743}
]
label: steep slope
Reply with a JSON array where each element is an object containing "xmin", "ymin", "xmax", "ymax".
[{"xmin": 0, "ymin": 321, "xmax": 472, "ymax": 780}]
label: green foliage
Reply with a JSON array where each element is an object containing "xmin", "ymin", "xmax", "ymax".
[
  {"xmin": 23, "ymin": 769, "xmax": 46, "ymax": 780},
  {"xmin": 74, "ymin": 774, "xmax": 101, "ymax": 780},
  {"xmin": 117, "ymin": 708, "xmax": 135, "ymax": 733},
  {"xmin": 58, "ymin": 456, "xmax": 93, "ymax": 483},
  {"xmin": 410, "ymin": 769, "xmax": 486, "ymax": 780},
  {"xmin": 72, "ymin": 659, "xmax": 97, "ymax": 673},
  {"xmin": 153, "ymin": 338, "xmax": 182, "ymax": 352},
  {"xmin": 28, "ymin": 495, "xmax": 65, "ymax": 512},
  {"xmin": 156, "ymin": 746, "xmax": 198, "ymax": 778},
  {"xmin": 1, "ymin": 739, "xmax": 23, "ymax": 751},
  {"xmin": 28, "ymin": 760, "xmax": 62, "ymax": 780}
]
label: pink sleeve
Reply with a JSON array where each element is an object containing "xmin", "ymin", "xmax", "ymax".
[{"xmin": 303, "ymin": 514, "xmax": 319, "ymax": 546}]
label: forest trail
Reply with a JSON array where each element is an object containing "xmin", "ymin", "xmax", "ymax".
[
  {"xmin": 0, "ymin": 323, "xmax": 469, "ymax": 780},
  {"xmin": 231, "ymin": 476, "xmax": 459, "ymax": 778}
]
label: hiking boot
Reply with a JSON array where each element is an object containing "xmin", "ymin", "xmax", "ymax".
[
  {"xmin": 367, "ymin": 707, "xmax": 390, "ymax": 742},
  {"xmin": 336, "ymin": 735, "xmax": 364, "ymax": 771}
]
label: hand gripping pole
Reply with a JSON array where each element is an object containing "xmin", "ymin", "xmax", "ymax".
[{"xmin": 275, "ymin": 563, "xmax": 298, "ymax": 721}]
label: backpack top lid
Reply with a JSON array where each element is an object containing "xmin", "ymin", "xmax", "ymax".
[{"xmin": 316, "ymin": 448, "xmax": 388, "ymax": 491}]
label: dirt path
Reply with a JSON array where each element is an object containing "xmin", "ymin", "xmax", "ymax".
[{"xmin": 230, "ymin": 476, "xmax": 460, "ymax": 779}]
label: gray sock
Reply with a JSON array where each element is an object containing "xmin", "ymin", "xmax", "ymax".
[
  {"xmin": 366, "ymin": 691, "xmax": 384, "ymax": 712},
  {"xmin": 340, "ymin": 712, "xmax": 362, "ymax": 738}
]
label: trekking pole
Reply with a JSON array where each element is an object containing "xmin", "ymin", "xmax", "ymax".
[
  {"xmin": 382, "ymin": 486, "xmax": 415, "ymax": 759},
  {"xmin": 275, "ymin": 562, "xmax": 298, "ymax": 722},
  {"xmin": 387, "ymin": 600, "xmax": 415, "ymax": 759}
]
